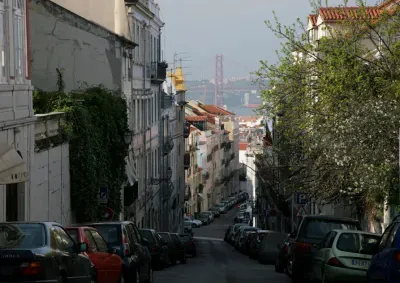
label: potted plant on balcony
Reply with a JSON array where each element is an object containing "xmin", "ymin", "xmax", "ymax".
[{"xmin": 159, "ymin": 60, "xmax": 168, "ymax": 69}]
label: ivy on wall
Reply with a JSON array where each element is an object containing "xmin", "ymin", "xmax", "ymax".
[{"xmin": 33, "ymin": 76, "xmax": 128, "ymax": 222}]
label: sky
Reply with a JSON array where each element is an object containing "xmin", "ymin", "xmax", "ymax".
[{"xmin": 156, "ymin": 0, "xmax": 380, "ymax": 80}]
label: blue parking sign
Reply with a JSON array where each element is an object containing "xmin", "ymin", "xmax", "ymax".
[
  {"xmin": 296, "ymin": 192, "xmax": 307, "ymax": 205},
  {"xmin": 98, "ymin": 185, "xmax": 108, "ymax": 203}
]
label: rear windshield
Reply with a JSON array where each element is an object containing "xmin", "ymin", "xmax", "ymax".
[
  {"xmin": 90, "ymin": 225, "xmax": 120, "ymax": 245},
  {"xmin": 66, "ymin": 229, "xmax": 78, "ymax": 244},
  {"xmin": 0, "ymin": 223, "xmax": 45, "ymax": 249},
  {"xmin": 233, "ymin": 224, "xmax": 245, "ymax": 232},
  {"xmin": 159, "ymin": 233, "xmax": 170, "ymax": 242},
  {"xmin": 302, "ymin": 220, "xmax": 359, "ymax": 239},
  {"xmin": 336, "ymin": 233, "xmax": 380, "ymax": 255},
  {"xmin": 180, "ymin": 235, "xmax": 191, "ymax": 241},
  {"xmin": 140, "ymin": 230, "xmax": 155, "ymax": 244}
]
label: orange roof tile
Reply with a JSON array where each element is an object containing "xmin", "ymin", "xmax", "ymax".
[
  {"xmin": 186, "ymin": 116, "xmax": 207, "ymax": 122},
  {"xmin": 200, "ymin": 105, "xmax": 235, "ymax": 116},
  {"xmin": 190, "ymin": 125, "xmax": 200, "ymax": 133},
  {"xmin": 309, "ymin": 14, "xmax": 318, "ymax": 26},
  {"xmin": 239, "ymin": 143, "xmax": 248, "ymax": 151},
  {"xmin": 319, "ymin": 7, "xmax": 381, "ymax": 22}
]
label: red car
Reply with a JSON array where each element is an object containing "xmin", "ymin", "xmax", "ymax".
[{"xmin": 66, "ymin": 226, "xmax": 123, "ymax": 283}]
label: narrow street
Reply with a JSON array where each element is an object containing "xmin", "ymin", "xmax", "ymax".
[{"xmin": 154, "ymin": 208, "xmax": 292, "ymax": 283}]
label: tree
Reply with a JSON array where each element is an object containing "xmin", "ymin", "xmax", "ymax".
[{"xmin": 256, "ymin": 0, "xmax": 400, "ymax": 219}]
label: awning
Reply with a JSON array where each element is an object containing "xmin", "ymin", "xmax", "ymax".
[
  {"xmin": 0, "ymin": 143, "xmax": 28, "ymax": 184},
  {"xmin": 197, "ymin": 193, "xmax": 206, "ymax": 200},
  {"xmin": 184, "ymin": 200, "xmax": 196, "ymax": 207}
]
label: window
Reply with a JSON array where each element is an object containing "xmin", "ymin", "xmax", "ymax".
[
  {"xmin": 84, "ymin": 230, "xmax": 98, "ymax": 252},
  {"xmin": 90, "ymin": 230, "xmax": 109, "ymax": 253},
  {"xmin": 0, "ymin": 0, "xmax": 6, "ymax": 81},
  {"xmin": 13, "ymin": 0, "xmax": 24, "ymax": 79},
  {"xmin": 378, "ymin": 224, "xmax": 392, "ymax": 252},
  {"xmin": 52, "ymin": 226, "xmax": 75, "ymax": 252}
]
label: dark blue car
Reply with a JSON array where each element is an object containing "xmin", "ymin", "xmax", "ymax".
[{"xmin": 366, "ymin": 216, "xmax": 400, "ymax": 283}]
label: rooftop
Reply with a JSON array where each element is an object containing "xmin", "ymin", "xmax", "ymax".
[
  {"xmin": 200, "ymin": 105, "xmax": 235, "ymax": 116},
  {"xmin": 186, "ymin": 116, "xmax": 207, "ymax": 122}
]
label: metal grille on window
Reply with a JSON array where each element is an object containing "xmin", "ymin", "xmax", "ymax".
[
  {"xmin": 14, "ymin": 0, "xmax": 23, "ymax": 79},
  {"xmin": 0, "ymin": 0, "xmax": 5, "ymax": 80}
]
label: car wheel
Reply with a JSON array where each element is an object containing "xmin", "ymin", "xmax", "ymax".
[
  {"xmin": 135, "ymin": 269, "xmax": 140, "ymax": 283},
  {"xmin": 181, "ymin": 253, "xmax": 187, "ymax": 264},
  {"xmin": 275, "ymin": 258, "xmax": 284, "ymax": 273},
  {"xmin": 286, "ymin": 257, "xmax": 293, "ymax": 277},
  {"xmin": 145, "ymin": 265, "xmax": 153, "ymax": 283}
]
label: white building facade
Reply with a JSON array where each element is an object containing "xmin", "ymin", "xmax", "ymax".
[
  {"xmin": 0, "ymin": 0, "xmax": 35, "ymax": 223},
  {"xmin": 125, "ymin": 0, "xmax": 166, "ymax": 230}
]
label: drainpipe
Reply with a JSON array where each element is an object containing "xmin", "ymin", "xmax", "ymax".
[{"xmin": 141, "ymin": 22, "xmax": 148, "ymax": 228}]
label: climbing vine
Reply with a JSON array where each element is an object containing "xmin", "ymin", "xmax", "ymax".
[{"xmin": 33, "ymin": 80, "xmax": 128, "ymax": 223}]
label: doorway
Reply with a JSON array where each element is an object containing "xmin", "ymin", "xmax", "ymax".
[{"xmin": 6, "ymin": 184, "xmax": 18, "ymax": 221}]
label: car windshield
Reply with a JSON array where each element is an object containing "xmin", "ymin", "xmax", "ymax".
[
  {"xmin": 199, "ymin": 213, "xmax": 209, "ymax": 217},
  {"xmin": 303, "ymin": 220, "xmax": 359, "ymax": 239},
  {"xmin": 180, "ymin": 235, "xmax": 191, "ymax": 241},
  {"xmin": 90, "ymin": 225, "xmax": 120, "ymax": 245},
  {"xmin": 336, "ymin": 233, "xmax": 380, "ymax": 255},
  {"xmin": 0, "ymin": 223, "xmax": 45, "ymax": 249},
  {"xmin": 158, "ymin": 233, "xmax": 170, "ymax": 242},
  {"xmin": 140, "ymin": 230, "xmax": 155, "ymax": 244},
  {"xmin": 216, "ymin": 204, "xmax": 224, "ymax": 207},
  {"xmin": 66, "ymin": 228, "xmax": 78, "ymax": 244},
  {"xmin": 184, "ymin": 221, "xmax": 192, "ymax": 226}
]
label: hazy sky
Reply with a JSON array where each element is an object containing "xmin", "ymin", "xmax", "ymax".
[{"xmin": 157, "ymin": 0, "xmax": 380, "ymax": 80}]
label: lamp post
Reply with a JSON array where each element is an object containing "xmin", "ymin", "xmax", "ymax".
[
  {"xmin": 124, "ymin": 130, "xmax": 134, "ymax": 145},
  {"xmin": 150, "ymin": 167, "xmax": 173, "ymax": 185}
]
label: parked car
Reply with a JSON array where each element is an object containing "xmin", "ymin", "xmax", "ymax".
[
  {"xmin": 139, "ymin": 229, "xmax": 170, "ymax": 269},
  {"xmin": 366, "ymin": 215, "xmax": 400, "ymax": 283},
  {"xmin": 275, "ymin": 234, "xmax": 293, "ymax": 273},
  {"xmin": 179, "ymin": 234, "xmax": 196, "ymax": 257},
  {"xmin": 183, "ymin": 221, "xmax": 194, "ymax": 237},
  {"xmin": 158, "ymin": 232, "xmax": 186, "ymax": 264},
  {"xmin": 184, "ymin": 216, "xmax": 202, "ymax": 227},
  {"xmin": 238, "ymin": 230, "xmax": 256, "ymax": 254},
  {"xmin": 215, "ymin": 203, "xmax": 228, "ymax": 214},
  {"xmin": 248, "ymin": 230, "xmax": 268, "ymax": 259},
  {"xmin": 224, "ymin": 225, "xmax": 233, "ymax": 243},
  {"xmin": 258, "ymin": 231, "xmax": 288, "ymax": 264},
  {"xmin": 286, "ymin": 215, "xmax": 361, "ymax": 282},
  {"xmin": 209, "ymin": 207, "xmax": 221, "ymax": 218},
  {"xmin": 230, "ymin": 223, "xmax": 248, "ymax": 244},
  {"xmin": 198, "ymin": 212, "xmax": 212, "ymax": 225},
  {"xmin": 311, "ymin": 230, "xmax": 380, "ymax": 283},
  {"xmin": 85, "ymin": 221, "xmax": 153, "ymax": 283},
  {"xmin": 65, "ymin": 226, "xmax": 123, "ymax": 283},
  {"xmin": 0, "ymin": 222, "xmax": 92, "ymax": 282}
]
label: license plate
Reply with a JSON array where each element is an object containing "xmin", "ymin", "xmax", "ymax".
[
  {"xmin": 351, "ymin": 259, "xmax": 369, "ymax": 267},
  {"xmin": 1, "ymin": 266, "xmax": 15, "ymax": 275}
]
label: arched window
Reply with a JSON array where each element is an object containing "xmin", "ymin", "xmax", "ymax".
[
  {"xmin": 13, "ymin": 0, "xmax": 24, "ymax": 80},
  {"xmin": 0, "ymin": 0, "xmax": 6, "ymax": 81}
]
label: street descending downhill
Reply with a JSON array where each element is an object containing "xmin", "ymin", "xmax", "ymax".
[{"xmin": 154, "ymin": 207, "xmax": 291, "ymax": 283}]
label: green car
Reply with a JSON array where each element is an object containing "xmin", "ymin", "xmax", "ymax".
[{"xmin": 311, "ymin": 229, "xmax": 380, "ymax": 283}]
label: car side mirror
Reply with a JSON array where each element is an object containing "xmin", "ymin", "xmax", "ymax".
[
  {"xmin": 78, "ymin": 242, "xmax": 88, "ymax": 253},
  {"xmin": 142, "ymin": 238, "xmax": 149, "ymax": 246},
  {"xmin": 108, "ymin": 247, "xmax": 117, "ymax": 254}
]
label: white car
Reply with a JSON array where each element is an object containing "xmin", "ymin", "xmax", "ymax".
[{"xmin": 184, "ymin": 217, "xmax": 202, "ymax": 227}]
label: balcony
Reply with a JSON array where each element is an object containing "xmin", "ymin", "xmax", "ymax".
[
  {"xmin": 184, "ymin": 153, "xmax": 190, "ymax": 170},
  {"xmin": 202, "ymin": 171, "xmax": 209, "ymax": 181},
  {"xmin": 151, "ymin": 62, "xmax": 168, "ymax": 85},
  {"xmin": 184, "ymin": 122, "xmax": 190, "ymax": 138},
  {"xmin": 163, "ymin": 137, "xmax": 174, "ymax": 156}
]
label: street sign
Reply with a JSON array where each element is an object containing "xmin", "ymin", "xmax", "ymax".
[
  {"xmin": 98, "ymin": 185, "xmax": 108, "ymax": 203},
  {"xmin": 296, "ymin": 192, "xmax": 308, "ymax": 205},
  {"xmin": 297, "ymin": 206, "xmax": 308, "ymax": 217}
]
